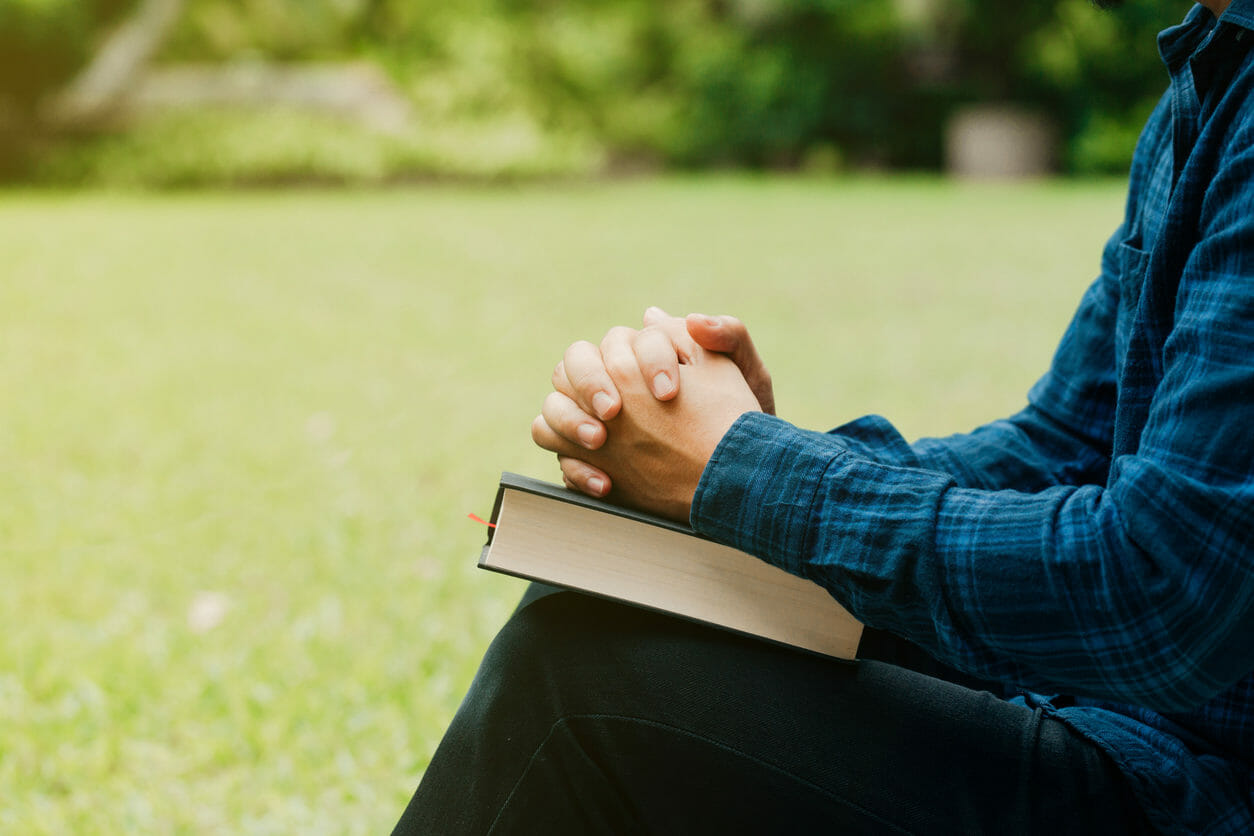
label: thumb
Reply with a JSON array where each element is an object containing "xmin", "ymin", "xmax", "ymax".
[
  {"xmin": 686, "ymin": 313, "xmax": 745, "ymax": 355},
  {"xmin": 686, "ymin": 313, "xmax": 775, "ymax": 415}
]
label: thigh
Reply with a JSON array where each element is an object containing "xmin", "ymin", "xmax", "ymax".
[{"xmin": 395, "ymin": 588, "xmax": 1152, "ymax": 836}]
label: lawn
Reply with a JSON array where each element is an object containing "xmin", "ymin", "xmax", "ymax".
[{"xmin": 0, "ymin": 176, "xmax": 1124, "ymax": 834}]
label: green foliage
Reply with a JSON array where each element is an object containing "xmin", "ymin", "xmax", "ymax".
[
  {"xmin": 169, "ymin": 0, "xmax": 1189, "ymax": 175},
  {"xmin": 0, "ymin": 0, "xmax": 133, "ymax": 111},
  {"xmin": 168, "ymin": 0, "xmax": 373, "ymax": 60},
  {"xmin": 668, "ymin": 1, "xmax": 942, "ymax": 167},
  {"xmin": 2, "ymin": 0, "xmax": 1196, "ymax": 181},
  {"xmin": 1069, "ymin": 106, "xmax": 1157, "ymax": 174},
  {"xmin": 939, "ymin": 0, "xmax": 1061, "ymax": 101},
  {"xmin": 392, "ymin": 0, "xmax": 943, "ymax": 168},
  {"xmin": 35, "ymin": 109, "xmax": 602, "ymax": 187},
  {"xmin": 1023, "ymin": 0, "xmax": 1179, "ymax": 173}
]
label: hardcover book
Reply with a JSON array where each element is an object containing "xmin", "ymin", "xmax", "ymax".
[{"xmin": 478, "ymin": 472, "xmax": 864, "ymax": 660}]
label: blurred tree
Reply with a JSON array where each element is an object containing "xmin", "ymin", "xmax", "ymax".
[
  {"xmin": 667, "ymin": 0, "xmax": 931, "ymax": 168},
  {"xmin": 933, "ymin": 0, "xmax": 1058, "ymax": 102},
  {"xmin": 1024, "ymin": 0, "xmax": 1181, "ymax": 172},
  {"xmin": 0, "ymin": 0, "xmax": 185, "ymax": 172},
  {"xmin": 45, "ymin": 0, "xmax": 187, "ymax": 126},
  {"xmin": 0, "ymin": 2, "xmax": 107, "ymax": 110},
  {"xmin": 168, "ymin": 0, "xmax": 370, "ymax": 60}
]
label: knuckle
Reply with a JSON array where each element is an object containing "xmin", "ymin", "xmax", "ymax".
[
  {"xmin": 636, "ymin": 332, "xmax": 678, "ymax": 370},
  {"xmin": 658, "ymin": 316, "xmax": 688, "ymax": 338},
  {"xmin": 563, "ymin": 340, "xmax": 599, "ymax": 369},
  {"xmin": 601, "ymin": 326, "xmax": 636, "ymax": 352},
  {"xmin": 541, "ymin": 390, "xmax": 567, "ymax": 414},
  {"xmin": 603, "ymin": 349, "xmax": 639, "ymax": 381},
  {"xmin": 637, "ymin": 323, "xmax": 669, "ymax": 345},
  {"xmin": 567, "ymin": 364, "xmax": 609, "ymax": 395},
  {"xmin": 558, "ymin": 456, "xmax": 587, "ymax": 486}
]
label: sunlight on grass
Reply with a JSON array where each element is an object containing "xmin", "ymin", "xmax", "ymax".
[{"xmin": 0, "ymin": 176, "xmax": 1124, "ymax": 833}]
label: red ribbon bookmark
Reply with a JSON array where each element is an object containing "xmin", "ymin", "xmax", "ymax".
[{"xmin": 467, "ymin": 513, "xmax": 496, "ymax": 528}]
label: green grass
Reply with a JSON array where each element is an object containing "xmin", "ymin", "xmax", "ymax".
[{"xmin": 0, "ymin": 176, "xmax": 1124, "ymax": 834}]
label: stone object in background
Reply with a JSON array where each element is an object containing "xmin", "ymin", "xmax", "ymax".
[{"xmin": 945, "ymin": 105, "xmax": 1058, "ymax": 179}]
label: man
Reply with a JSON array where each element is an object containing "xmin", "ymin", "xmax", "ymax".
[{"xmin": 393, "ymin": 0, "xmax": 1254, "ymax": 831}]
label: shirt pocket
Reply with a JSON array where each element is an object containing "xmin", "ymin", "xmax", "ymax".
[{"xmin": 1116, "ymin": 235, "xmax": 1151, "ymax": 311}]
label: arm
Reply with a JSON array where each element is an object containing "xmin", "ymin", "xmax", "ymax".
[{"xmin": 544, "ymin": 249, "xmax": 1119, "ymax": 498}]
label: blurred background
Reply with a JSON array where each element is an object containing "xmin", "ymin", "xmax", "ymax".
[
  {"xmin": 1, "ymin": 0, "xmax": 1183, "ymax": 184},
  {"xmin": 1, "ymin": 1, "xmax": 1184, "ymax": 833}
]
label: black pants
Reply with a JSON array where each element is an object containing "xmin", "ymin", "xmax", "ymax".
[{"xmin": 393, "ymin": 585, "xmax": 1154, "ymax": 835}]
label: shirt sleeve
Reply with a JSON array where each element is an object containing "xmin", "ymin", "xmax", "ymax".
[{"xmin": 691, "ymin": 159, "xmax": 1254, "ymax": 713}]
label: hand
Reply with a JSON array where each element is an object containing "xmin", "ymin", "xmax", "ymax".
[
  {"xmin": 532, "ymin": 325, "xmax": 761, "ymax": 520},
  {"xmin": 536, "ymin": 308, "xmax": 773, "ymax": 504},
  {"xmin": 552, "ymin": 307, "xmax": 774, "ymax": 421},
  {"xmin": 541, "ymin": 304, "xmax": 774, "ymax": 448}
]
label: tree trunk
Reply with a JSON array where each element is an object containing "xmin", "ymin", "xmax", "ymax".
[{"xmin": 41, "ymin": 0, "xmax": 185, "ymax": 130}]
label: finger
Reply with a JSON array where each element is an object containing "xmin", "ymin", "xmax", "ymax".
[
  {"xmin": 600, "ymin": 326, "xmax": 650, "ymax": 393},
  {"xmin": 558, "ymin": 455, "xmax": 611, "ymax": 498},
  {"xmin": 539, "ymin": 390, "xmax": 607, "ymax": 451},
  {"xmin": 561, "ymin": 340, "xmax": 620, "ymax": 420},
  {"xmin": 531, "ymin": 406, "xmax": 588, "ymax": 458},
  {"xmin": 550, "ymin": 359, "xmax": 604, "ymax": 431},
  {"xmin": 632, "ymin": 326, "xmax": 681, "ymax": 400},
  {"xmin": 640, "ymin": 308, "xmax": 701, "ymax": 363},
  {"xmin": 641, "ymin": 305, "xmax": 671, "ymax": 327}
]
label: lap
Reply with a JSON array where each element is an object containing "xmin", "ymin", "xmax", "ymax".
[{"xmin": 394, "ymin": 585, "xmax": 1153, "ymax": 835}]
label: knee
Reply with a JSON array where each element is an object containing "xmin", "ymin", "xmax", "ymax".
[
  {"xmin": 462, "ymin": 590, "xmax": 607, "ymax": 722},
  {"xmin": 463, "ymin": 588, "xmax": 733, "ymax": 731}
]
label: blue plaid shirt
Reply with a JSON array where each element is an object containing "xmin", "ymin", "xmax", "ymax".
[{"xmin": 692, "ymin": 4, "xmax": 1254, "ymax": 833}]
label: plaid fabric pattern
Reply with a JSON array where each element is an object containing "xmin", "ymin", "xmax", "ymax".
[{"xmin": 692, "ymin": 4, "xmax": 1254, "ymax": 833}]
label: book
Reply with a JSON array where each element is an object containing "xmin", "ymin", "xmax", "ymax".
[{"xmin": 478, "ymin": 472, "xmax": 864, "ymax": 660}]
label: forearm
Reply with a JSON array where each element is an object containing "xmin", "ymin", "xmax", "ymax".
[
  {"xmin": 692, "ymin": 412, "xmax": 1251, "ymax": 712},
  {"xmin": 821, "ymin": 406, "xmax": 1111, "ymax": 493}
]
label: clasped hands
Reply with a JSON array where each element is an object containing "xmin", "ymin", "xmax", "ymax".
[{"xmin": 531, "ymin": 307, "xmax": 775, "ymax": 522}]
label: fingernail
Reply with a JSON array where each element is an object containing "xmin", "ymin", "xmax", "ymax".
[
  {"xmin": 704, "ymin": 316, "xmax": 721, "ymax": 327},
  {"xmin": 576, "ymin": 423, "xmax": 599, "ymax": 448},
  {"xmin": 586, "ymin": 476, "xmax": 607, "ymax": 496},
  {"xmin": 592, "ymin": 392, "xmax": 614, "ymax": 419},
  {"xmin": 652, "ymin": 371, "xmax": 674, "ymax": 397}
]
